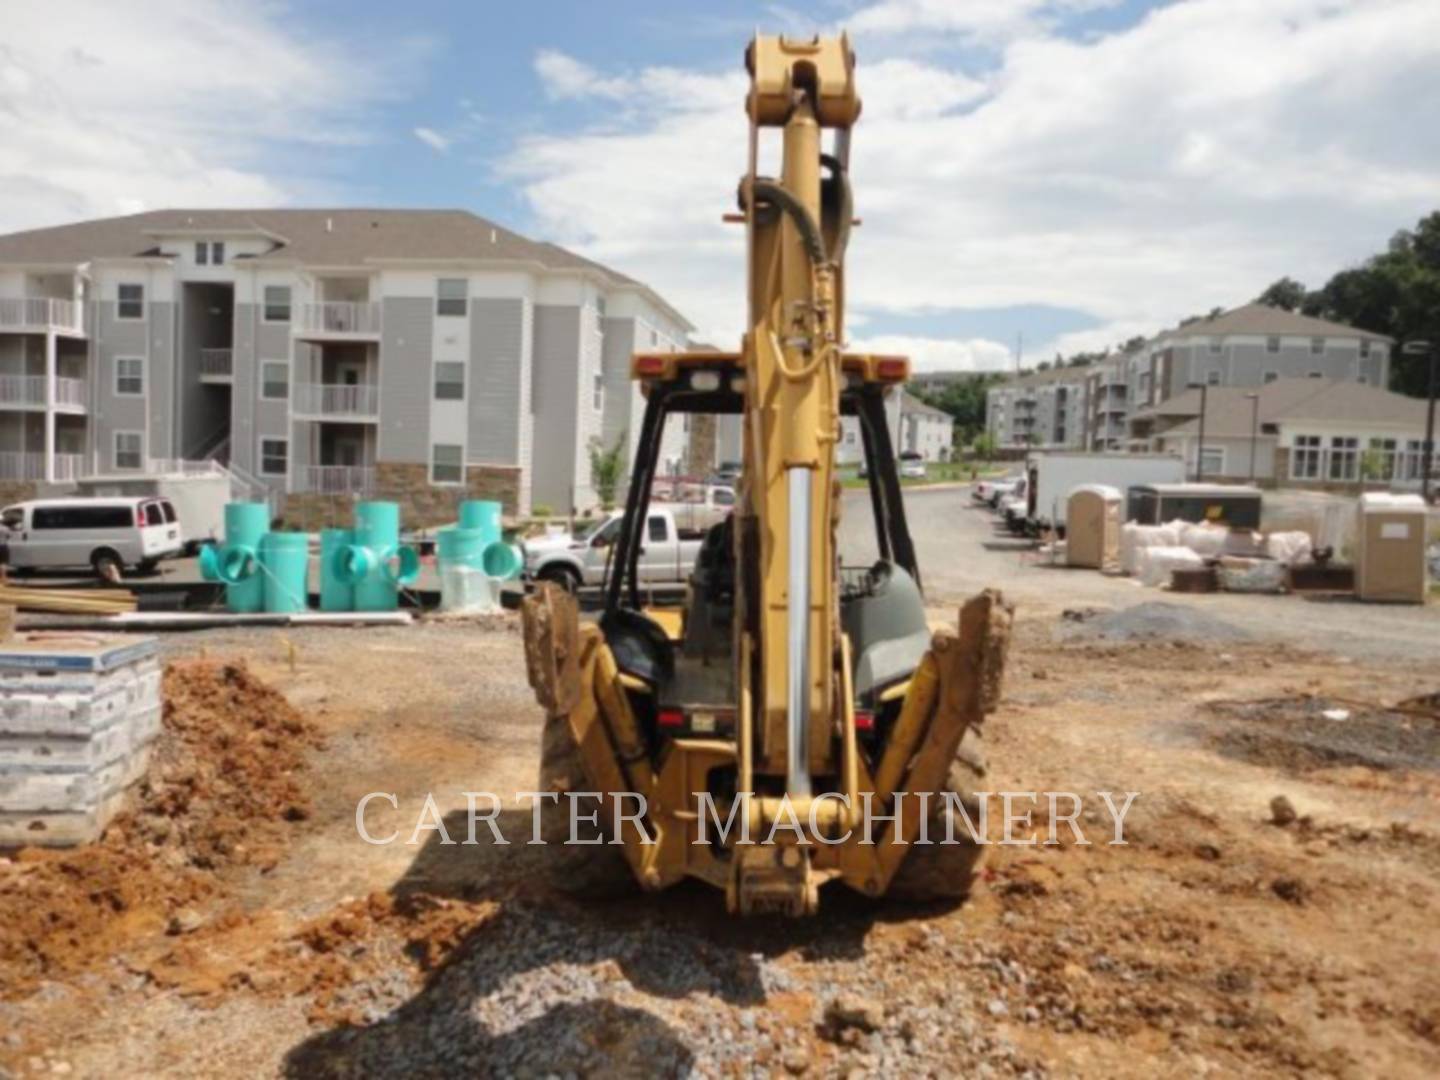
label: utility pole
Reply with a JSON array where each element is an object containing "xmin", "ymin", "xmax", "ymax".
[
  {"xmin": 1401, "ymin": 340, "xmax": 1436, "ymax": 503},
  {"xmin": 1188, "ymin": 382, "xmax": 1209, "ymax": 482}
]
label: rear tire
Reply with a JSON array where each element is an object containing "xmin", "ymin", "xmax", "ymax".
[
  {"xmin": 537, "ymin": 565, "xmax": 581, "ymax": 595},
  {"xmin": 887, "ymin": 727, "xmax": 988, "ymax": 903},
  {"xmin": 90, "ymin": 549, "xmax": 124, "ymax": 583},
  {"xmin": 535, "ymin": 713, "xmax": 635, "ymax": 898}
]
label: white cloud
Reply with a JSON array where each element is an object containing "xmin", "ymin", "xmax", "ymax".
[
  {"xmin": 847, "ymin": 0, "xmax": 1123, "ymax": 45},
  {"xmin": 413, "ymin": 126, "xmax": 452, "ymax": 153},
  {"xmin": 0, "ymin": 0, "xmax": 417, "ymax": 233},
  {"xmin": 848, "ymin": 333, "xmax": 1014, "ymax": 374},
  {"xmin": 506, "ymin": 1, "xmax": 1440, "ymax": 367}
]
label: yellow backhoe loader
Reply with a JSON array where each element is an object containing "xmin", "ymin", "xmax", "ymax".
[{"xmin": 522, "ymin": 33, "xmax": 1012, "ymax": 915}]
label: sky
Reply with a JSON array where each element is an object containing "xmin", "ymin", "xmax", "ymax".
[{"xmin": 2, "ymin": 0, "xmax": 1438, "ymax": 371}]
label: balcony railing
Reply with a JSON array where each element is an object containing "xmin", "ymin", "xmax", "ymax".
[
  {"xmin": 0, "ymin": 297, "xmax": 84, "ymax": 335},
  {"xmin": 0, "ymin": 375, "xmax": 88, "ymax": 409},
  {"xmin": 293, "ymin": 382, "xmax": 379, "ymax": 418},
  {"xmin": 295, "ymin": 302, "xmax": 381, "ymax": 337},
  {"xmin": 0, "ymin": 451, "xmax": 85, "ymax": 481},
  {"xmin": 300, "ymin": 465, "xmax": 375, "ymax": 495},
  {"xmin": 199, "ymin": 348, "xmax": 233, "ymax": 378}
]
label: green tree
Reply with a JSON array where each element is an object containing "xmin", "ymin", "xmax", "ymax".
[
  {"xmin": 587, "ymin": 431, "xmax": 628, "ymax": 510},
  {"xmin": 971, "ymin": 430, "xmax": 997, "ymax": 461},
  {"xmin": 914, "ymin": 371, "xmax": 1006, "ymax": 446},
  {"xmin": 1257, "ymin": 276, "xmax": 1309, "ymax": 311}
]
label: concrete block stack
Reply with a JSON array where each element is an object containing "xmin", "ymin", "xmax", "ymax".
[{"xmin": 0, "ymin": 635, "xmax": 163, "ymax": 847}]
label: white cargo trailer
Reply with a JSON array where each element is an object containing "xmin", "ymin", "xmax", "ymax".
[{"xmin": 1025, "ymin": 452, "xmax": 1186, "ymax": 534}]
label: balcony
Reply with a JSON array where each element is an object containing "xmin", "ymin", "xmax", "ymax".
[
  {"xmin": 294, "ymin": 302, "xmax": 381, "ymax": 341},
  {"xmin": 0, "ymin": 297, "xmax": 85, "ymax": 337},
  {"xmin": 292, "ymin": 382, "xmax": 380, "ymax": 420},
  {"xmin": 0, "ymin": 375, "xmax": 88, "ymax": 412},
  {"xmin": 298, "ymin": 465, "xmax": 375, "ymax": 495},
  {"xmin": 0, "ymin": 451, "xmax": 85, "ymax": 482},
  {"xmin": 199, "ymin": 348, "xmax": 233, "ymax": 382}
]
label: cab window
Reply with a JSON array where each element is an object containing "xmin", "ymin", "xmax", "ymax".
[
  {"xmin": 144, "ymin": 502, "xmax": 165, "ymax": 526},
  {"xmin": 590, "ymin": 517, "xmax": 622, "ymax": 547},
  {"xmin": 160, "ymin": 500, "xmax": 177, "ymax": 523},
  {"xmin": 647, "ymin": 515, "xmax": 668, "ymax": 543}
]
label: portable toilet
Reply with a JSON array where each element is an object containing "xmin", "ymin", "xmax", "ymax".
[
  {"xmin": 1066, "ymin": 484, "xmax": 1123, "ymax": 570},
  {"xmin": 1354, "ymin": 493, "xmax": 1429, "ymax": 603}
]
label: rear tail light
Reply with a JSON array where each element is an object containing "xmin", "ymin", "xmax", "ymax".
[
  {"xmin": 854, "ymin": 709, "xmax": 875, "ymax": 731},
  {"xmin": 657, "ymin": 708, "xmax": 685, "ymax": 729},
  {"xmin": 874, "ymin": 356, "xmax": 909, "ymax": 382},
  {"xmin": 135, "ymin": 507, "xmax": 145, "ymax": 527}
]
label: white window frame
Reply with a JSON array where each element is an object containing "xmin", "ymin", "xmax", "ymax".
[
  {"xmin": 262, "ymin": 285, "xmax": 292, "ymax": 323},
  {"xmin": 1205, "ymin": 369, "xmax": 1221, "ymax": 386},
  {"xmin": 434, "ymin": 361, "xmax": 465, "ymax": 401},
  {"xmin": 1327, "ymin": 436, "xmax": 1358, "ymax": 481},
  {"xmin": 195, "ymin": 242, "xmax": 209, "ymax": 266},
  {"xmin": 1263, "ymin": 371, "xmax": 1279, "ymax": 384},
  {"xmin": 260, "ymin": 360, "xmax": 289, "ymax": 401},
  {"xmin": 114, "ymin": 430, "xmax": 143, "ymax": 470},
  {"xmin": 258, "ymin": 437, "xmax": 289, "ymax": 478},
  {"xmin": 436, "ymin": 279, "xmax": 468, "ymax": 318},
  {"xmin": 211, "ymin": 241, "xmax": 225, "ymax": 265},
  {"xmin": 430, "ymin": 443, "xmax": 464, "ymax": 486},
  {"xmin": 1291, "ymin": 434, "xmax": 1322, "ymax": 480},
  {"xmin": 1310, "ymin": 337, "xmax": 1324, "ymax": 355},
  {"xmin": 1265, "ymin": 336, "xmax": 1280, "ymax": 353},
  {"xmin": 116, "ymin": 283, "xmax": 145, "ymax": 321},
  {"xmin": 1208, "ymin": 337, "xmax": 1222, "ymax": 354},
  {"xmin": 592, "ymin": 371, "xmax": 604, "ymax": 411},
  {"xmin": 114, "ymin": 355, "xmax": 145, "ymax": 397},
  {"xmin": 1359, "ymin": 340, "xmax": 1371, "ymax": 359},
  {"xmin": 1198, "ymin": 445, "xmax": 1224, "ymax": 476}
]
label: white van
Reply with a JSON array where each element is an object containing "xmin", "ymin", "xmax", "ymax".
[{"xmin": 0, "ymin": 497, "xmax": 184, "ymax": 578}]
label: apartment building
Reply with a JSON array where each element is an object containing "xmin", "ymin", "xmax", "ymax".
[
  {"xmin": 1128, "ymin": 378, "xmax": 1435, "ymax": 488},
  {"xmin": 0, "ymin": 209, "xmax": 692, "ymax": 521},
  {"xmin": 1078, "ymin": 304, "xmax": 1392, "ymax": 450},
  {"xmin": 986, "ymin": 367, "xmax": 1086, "ymax": 450}
]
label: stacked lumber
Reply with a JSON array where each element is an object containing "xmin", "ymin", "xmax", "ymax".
[{"xmin": 0, "ymin": 584, "xmax": 138, "ymax": 615}]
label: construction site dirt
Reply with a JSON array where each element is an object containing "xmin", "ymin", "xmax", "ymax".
[{"xmin": 2, "ymin": 494, "xmax": 1438, "ymax": 1078}]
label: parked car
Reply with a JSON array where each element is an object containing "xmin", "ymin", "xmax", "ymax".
[
  {"xmin": 973, "ymin": 473, "xmax": 1021, "ymax": 505},
  {"xmin": 523, "ymin": 505, "xmax": 707, "ymax": 593},
  {"xmin": 899, "ymin": 452, "xmax": 927, "ymax": 480},
  {"xmin": 0, "ymin": 497, "xmax": 184, "ymax": 579}
]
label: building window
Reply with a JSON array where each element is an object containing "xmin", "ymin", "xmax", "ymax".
[
  {"xmin": 195, "ymin": 242, "xmax": 208, "ymax": 266},
  {"xmin": 259, "ymin": 438, "xmax": 288, "ymax": 477},
  {"xmin": 431, "ymin": 443, "xmax": 464, "ymax": 485},
  {"xmin": 1206, "ymin": 370, "xmax": 1221, "ymax": 385},
  {"xmin": 436, "ymin": 279, "xmax": 467, "ymax": 318},
  {"xmin": 593, "ymin": 372, "xmax": 604, "ymax": 411},
  {"xmin": 1360, "ymin": 340, "xmax": 1371, "ymax": 359},
  {"xmin": 261, "ymin": 361, "xmax": 289, "ymax": 400},
  {"xmin": 1266, "ymin": 336, "xmax": 1280, "ymax": 353},
  {"xmin": 1308, "ymin": 371, "xmax": 1323, "ymax": 379},
  {"xmin": 114, "ymin": 431, "xmax": 143, "ymax": 470},
  {"xmin": 1292, "ymin": 434, "xmax": 1322, "ymax": 480},
  {"xmin": 211, "ymin": 241, "xmax": 225, "ymax": 265},
  {"xmin": 263, "ymin": 286, "xmax": 292, "ymax": 322},
  {"xmin": 434, "ymin": 361, "xmax": 465, "ymax": 401},
  {"xmin": 1199, "ymin": 446, "xmax": 1224, "ymax": 476},
  {"xmin": 1310, "ymin": 337, "xmax": 1324, "ymax": 355},
  {"xmin": 1209, "ymin": 338, "xmax": 1222, "ymax": 354},
  {"xmin": 1263, "ymin": 371, "xmax": 1279, "ymax": 384},
  {"xmin": 1328, "ymin": 436, "xmax": 1358, "ymax": 481},
  {"xmin": 114, "ymin": 356, "xmax": 144, "ymax": 396},
  {"xmin": 117, "ymin": 284, "xmax": 144, "ymax": 320},
  {"xmin": 1367, "ymin": 437, "xmax": 1397, "ymax": 481},
  {"xmin": 596, "ymin": 296, "xmax": 607, "ymax": 320}
]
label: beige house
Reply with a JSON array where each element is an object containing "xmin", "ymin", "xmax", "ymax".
[{"xmin": 1128, "ymin": 378, "xmax": 1435, "ymax": 489}]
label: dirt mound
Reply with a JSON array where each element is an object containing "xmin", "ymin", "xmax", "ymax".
[
  {"xmin": 1056, "ymin": 601, "xmax": 1248, "ymax": 644},
  {"xmin": 0, "ymin": 659, "xmax": 320, "ymax": 993}
]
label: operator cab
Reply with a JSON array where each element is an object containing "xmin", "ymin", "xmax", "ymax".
[{"xmin": 599, "ymin": 352, "xmax": 930, "ymax": 759}]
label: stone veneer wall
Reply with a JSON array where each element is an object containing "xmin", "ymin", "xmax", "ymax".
[
  {"xmin": 280, "ymin": 463, "xmax": 523, "ymax": 531},
  {"xmin": 0, "ymin": 482, "xmax": 38, "ymax": 507}
]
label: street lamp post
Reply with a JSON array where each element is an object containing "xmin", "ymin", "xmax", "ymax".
[
  {"xmin": 1245, "ymin": 392, "xmax": 1260, "ymax": 484},
  {"xmin": 1187, "ymin": 382, "xmax": 1209, "ymax": 482},
  {"xmin": 1401, "ymin": 340, "xmax": 1436, "ymax": 503}
]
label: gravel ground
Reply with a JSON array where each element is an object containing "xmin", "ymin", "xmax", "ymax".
[{"xmin": 3, "ymin": 487, "xmax": 1439, "ymax": 1078}]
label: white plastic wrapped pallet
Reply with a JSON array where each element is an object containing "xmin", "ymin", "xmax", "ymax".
[
  {"xmin": 1120, "ymin": 521, "xmax": 1182, "ymax": 576},
  {"xmin": 1138, "ymin": 545, "xmax": 1204, "ymax": 587},
  {"xmin": 1265, "ymin": 531, "xmax": 1314, "ymax": 566}
]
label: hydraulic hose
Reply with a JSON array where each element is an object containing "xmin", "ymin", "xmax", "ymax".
[{"xmin": 743, "ymin": 179, "xmax": 827, "ymax": 265}]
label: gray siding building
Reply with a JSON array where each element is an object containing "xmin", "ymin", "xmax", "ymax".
[{"xmin": 0, "ymin": 210, "xmax": 692, "ymax": 520}]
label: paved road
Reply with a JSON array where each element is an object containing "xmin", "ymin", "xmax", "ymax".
[{"xmin": 840, "ymin": 485, "xmax": 1440, "ymax": 665}]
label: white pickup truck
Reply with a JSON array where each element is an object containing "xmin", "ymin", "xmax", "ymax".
[{"xmin": 523, "ymin": 505, "xmax": 709, "ymax": 592}]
